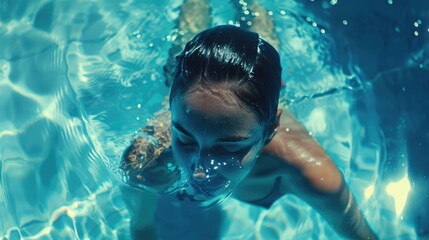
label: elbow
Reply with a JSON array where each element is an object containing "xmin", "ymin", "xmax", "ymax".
[{"xmin": 301, "ymin": 165, "xmax": 344, "ymax": 195}]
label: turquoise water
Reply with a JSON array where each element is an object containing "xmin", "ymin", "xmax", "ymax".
[{"xmin": 1, "ymin": 0, "xmax": 428, "ymax": 239}]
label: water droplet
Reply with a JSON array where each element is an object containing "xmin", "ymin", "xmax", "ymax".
[
  {"xmin": 414, "ymin": 22, "xmax": 419, "ymax": 27},
  {"xmin": 330, "ymin": 0, "xmax": 337, "ymax": 5},
  {"xmin": 387, "ymin": 0, "xmax": 393, "ymax": 4},
  {"xmin": 312, "ymin": 22, "xmax": 318, "ymax": 27},
  {"xmin": 137, "ymin": 103, "xmax": 141, "ymax": 108},
  {"xmin": 268, "ymin": 11, "xmax": 273, "ymax": 16},
  {"xmin": 280, "ymin": 10, "xmax": 286, "ymax": 15},
  {"xmin": 414, "ymin": 31, "xmax": 419, "ymax": 36},
  {"xmin": 342, "ymin": 20, "xmax": 348, "ymax": 25},
  {"xmin": 149, "ymin": 42, "xmax": 154, "ymax": 47},
  {"xmin": 320, "ymin": 29, "xmax": 326, "ymax": 34}
]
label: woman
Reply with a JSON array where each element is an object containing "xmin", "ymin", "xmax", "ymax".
[{"xmin": 120, "ymin": 25, "xmax": 377, "ymax": 239}]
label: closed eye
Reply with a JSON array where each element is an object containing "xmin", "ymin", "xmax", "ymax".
[{"xmin": 220, "ymin": 142, "xmax": 253, "ymax": 153}]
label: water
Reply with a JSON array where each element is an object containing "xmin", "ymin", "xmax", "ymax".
[{"xmin": 1, "ymin": 0, "xmax": 428, "ymax": 239}]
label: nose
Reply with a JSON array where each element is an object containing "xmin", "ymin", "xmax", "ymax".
[
  {"xmin": 193, "ymin": 165, "xmax": 206, "ymax": 180},
  {"xmin": 190, "ymin": 151, "xmax": 217, "ymax": 181}
]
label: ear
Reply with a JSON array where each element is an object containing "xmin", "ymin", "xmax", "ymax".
[{"xmin": 264, "ymin": 109, "xmax": 283, "ymax": 145}]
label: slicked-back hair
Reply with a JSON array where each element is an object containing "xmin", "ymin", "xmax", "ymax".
[{"xmin": 169, "ymin": 25, "xmax": 282, "ymax": 135}]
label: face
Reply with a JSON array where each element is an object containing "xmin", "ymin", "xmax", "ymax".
[{"xmin": 170, "ymin": 84, "xmax": 266, "ymax": 204}]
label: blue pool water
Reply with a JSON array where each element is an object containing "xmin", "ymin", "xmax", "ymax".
[{"xmin": 1, "ymin": 0, "xmax": 428, "ymax": 239}]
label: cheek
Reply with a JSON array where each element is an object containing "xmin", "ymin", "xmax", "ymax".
[{"xmin": 171, "ymin": 137, "xmax": 198, "ymax": 169}]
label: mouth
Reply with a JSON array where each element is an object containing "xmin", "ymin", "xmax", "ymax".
[{"xmin": 189, "ymin": 180, "xmax": 225, "ymax": 197}]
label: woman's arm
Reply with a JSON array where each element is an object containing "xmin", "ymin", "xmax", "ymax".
[
  {"xmin": 120, "ymin": 185, "xmax": 160, "ymax": 239},
  {"xmin": 264, "ymin": 108, "xmax": 377, "ymax": 239},
  {"xmin": 120, "ymin": 107, "xmax": 175, "ymax": 240}
]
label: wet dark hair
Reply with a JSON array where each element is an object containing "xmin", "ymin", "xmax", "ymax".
[{"xmin": 169, "ymin": 25, "xmax": 282, "ymax": 135}]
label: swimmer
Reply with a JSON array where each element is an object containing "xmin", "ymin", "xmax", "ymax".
[{"xmin": 120, "ymin": 1, "xmax": 378, "ymax": 239}]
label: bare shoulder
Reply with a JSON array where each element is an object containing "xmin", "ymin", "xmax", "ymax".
[
  {"xmin": 120, "ymin": 106, "xmax": 175, "ymax": 189},
  {"xmin": 264, "ymin": 108, "xmax": 343, "ymax": 194}
]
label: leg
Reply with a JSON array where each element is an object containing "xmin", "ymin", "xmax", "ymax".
[
  {"xmin": 163, "ymin": 0, "xmax": 212, "ymax": 86},
  {"xmin": 232, "ymin": 0, "xmax": 280, "ymax": 50}
]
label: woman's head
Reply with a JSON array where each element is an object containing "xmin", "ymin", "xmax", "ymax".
[
  {"xmin": 169, "ymin": 25, "xmax": 282, "ymax": 204},
  {"xmin": 170, "ymin": 25, "xmax": 282, "ymax": 134}
]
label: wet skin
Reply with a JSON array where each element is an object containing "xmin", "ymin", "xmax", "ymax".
[
  {"xmin": 169, "ymin": 83, "xmax": 377, "ymax": 239},
  {"xmin": 169, "ymin": 82, "xmax": 344, "ymax": 202},
  {"xmin": 170, "ymin": 83, "xmax": 266, "ymax": 200}
]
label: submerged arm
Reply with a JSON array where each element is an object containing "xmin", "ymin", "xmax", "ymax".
[
  {"xmin": 264, "ymin": 108, "xmax": 377, "ymax": 239},
  {"xmin": 120, "ymin": 107, "xmax": 175, "ymax": 240}
]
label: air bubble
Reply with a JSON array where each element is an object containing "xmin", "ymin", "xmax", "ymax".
[{"xmin": 342, "ymin": 20, "xmax": 348, "ymax": 25}]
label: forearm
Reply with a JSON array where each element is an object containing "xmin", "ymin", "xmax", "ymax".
[
  {"xmin": 120, "ymin": 186, "xmax": 160, "ymax": 240},
  {"xmin": 325, "ymin": 187, "xmax": 378, "ymax": 240}
]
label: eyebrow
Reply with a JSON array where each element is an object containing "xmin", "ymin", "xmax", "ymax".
[
  {"xmin": 172, "ymin": 121, "xmax": 251, "ymax": 142},
  {"xmin": 172, "ymin": 121, "xmax": 195, "ymax": 138}
]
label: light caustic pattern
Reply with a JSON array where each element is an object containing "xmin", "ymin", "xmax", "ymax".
[{"xmin": 0, "ymin": 0, "xmax": 421, "ymax": 239}]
